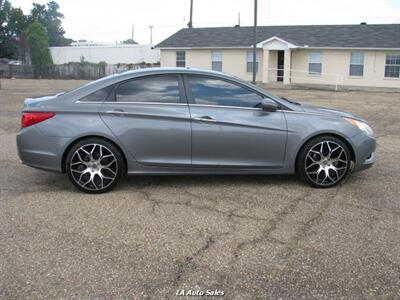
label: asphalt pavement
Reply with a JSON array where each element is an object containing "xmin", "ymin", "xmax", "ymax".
[{"xmin": 1, "ymin": 79, "xmax": 399, "ymax": 299}]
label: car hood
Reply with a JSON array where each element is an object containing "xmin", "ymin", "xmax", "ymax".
[{"xmin": 300, "ymin": 103, "xmax": 365, "ymax": 122}]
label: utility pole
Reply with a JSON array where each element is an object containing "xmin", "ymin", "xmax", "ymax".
[
  {"xmin": 188, "ymin": 0, "xmax": 193, "ymax": 28},
  {"xmin": 252, "ymin": 0, "xmax": 258, "ymax": 84},
  {"xmin": 238, "ymin": 12, "xmax": 241, "ymax": 26},
  {"xmin": 131, "ymin": 24, "xmax": 134, "ymax": 41},
  {"xmin": 149, "ymin": 25, "xmax": 154, "ymax": 45}
]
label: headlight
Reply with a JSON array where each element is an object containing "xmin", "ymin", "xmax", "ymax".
[{"xmin": 344, "ymin": 118, "xmax": 374, "ymax": 137}]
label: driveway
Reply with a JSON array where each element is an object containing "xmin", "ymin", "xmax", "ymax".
[{"xmin": 1, "ymin": 79, "xmax": 399, "ymax": 298}]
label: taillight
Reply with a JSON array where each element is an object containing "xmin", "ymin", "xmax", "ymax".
[{"xmin": 21, "ymin": 112, "xmax": 55, "ymax": 128}]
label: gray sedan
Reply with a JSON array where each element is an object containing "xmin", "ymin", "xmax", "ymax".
[{"xmin": 17, "ymin": 68, "xmax": 375, "ymax": 193}]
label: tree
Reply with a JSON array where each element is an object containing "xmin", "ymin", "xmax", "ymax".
[
  {"xmin": 25, "ymin": 21, "xmax": 53, "ymax": 77},
  {"xmin": 30, "ymin": 1, "xmax": 72, "ymax": 46},
  {"xmin": 121, "ymin": 38, "xmax": 138, "ymax": 44},
  {"xmin": 0, "ymin": 0, "xmax": 29, "ymax": 58},
  {"xmin": 1, "ymin": 0, "xmax": 72, "ymax": 59}
]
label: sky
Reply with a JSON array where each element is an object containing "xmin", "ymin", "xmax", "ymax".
[{"xmin": 10, "ymin": 0, "xmax": 400, "ymax": 45}]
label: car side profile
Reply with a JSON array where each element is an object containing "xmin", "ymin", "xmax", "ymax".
[{"xmin": 17, "ymin": 68, "xmax": 375, "ymax": 193}]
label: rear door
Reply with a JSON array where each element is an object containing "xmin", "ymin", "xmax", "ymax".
[
  {"xmin": 185, "ymin": 75, "xmax": 287, "ymax": 168},
  {"xmin": 99, "ymin": 74, "xmax": 191, "ymax": 167}
]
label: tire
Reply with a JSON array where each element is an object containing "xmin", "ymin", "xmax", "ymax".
[
  {"xmin": 296, "ymin": 135, "xmax": 351, "ymax": 188},
  {"xmin": 65, "ymin": 138, "xmax": 125, "ymax": 194}
]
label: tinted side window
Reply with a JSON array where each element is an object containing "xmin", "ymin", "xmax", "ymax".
[
  {"xmin": 79, "ymin": 85, "xmax": 113, "ymax": 102},
  {"xmin": 188, "ymin": 76, "xmax": 263, "ymax": 108},
  {"xmin": 116, "ymin": 75, "xmax": 181, "ymax": 103}
]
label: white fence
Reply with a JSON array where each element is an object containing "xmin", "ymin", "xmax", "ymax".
[
  {"xmin": 49, "ymin": 44, "xmax": 160, "ymax": 65},
  {"xmin": 266, "ymin": 68, "xmax": 344, "ymax": 90}
]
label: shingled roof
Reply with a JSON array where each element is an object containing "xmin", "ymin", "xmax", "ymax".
[{"xmin": 156, "ymin": 24, "xmax": 400, "ymax": 49}]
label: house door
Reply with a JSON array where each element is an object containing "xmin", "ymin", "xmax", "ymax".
[{"xmin": 277, "ymin": 51, "xmax": 284, "ymax": 82}]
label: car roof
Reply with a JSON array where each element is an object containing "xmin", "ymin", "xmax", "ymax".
[{"xmin": 118, "ymin": 67, "xmax": 236, "ymax": 78}]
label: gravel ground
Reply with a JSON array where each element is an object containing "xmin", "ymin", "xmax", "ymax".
[{"xmin": 1, "ymin": 79, "xmax": 399, "ymax": 299}]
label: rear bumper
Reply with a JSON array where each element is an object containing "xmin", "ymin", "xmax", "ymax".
[
  {"xmin": 16, "ymin": 126, "xmax": 69, "ymax": 173},
  {"xmin": 350, "ymin": 132, "xmax": 376, "ymax": 172}
]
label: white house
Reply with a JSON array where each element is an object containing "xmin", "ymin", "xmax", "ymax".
[{"xmin": 156, "ymin": 24, "xmax": 400, "ymax": 89}]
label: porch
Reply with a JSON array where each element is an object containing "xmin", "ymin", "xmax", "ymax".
[{"xmin": 258, "ymin": 37, "xmax": 295, "ymax": 84}]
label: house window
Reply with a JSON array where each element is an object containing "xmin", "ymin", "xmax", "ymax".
[
  {"xmin": 246, "ymin": 50, "xmax": 259, "ymax": 73},
  {"xmin": 211, "ymin": 50, "xmax": 223, "ymax": 72},
  {"xmin": 349, "ymin": 52, "xmax": 364, "ymax": 76},
  {"xmin": 176, "ymin": 51, "xmax": 186, "ymax": 67},
  {"xmin": 384, "ymin": 54, "xmax": 400, "ymax": 78},
  {"xmin": 308, "ymin": 52, "xmax": 322, "ymax": 75}
]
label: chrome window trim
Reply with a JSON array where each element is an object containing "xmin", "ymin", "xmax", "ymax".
[
  {"xmin": 188, "ymin": 103, "xmax": 263, "ymax": 111},
  {"xmin": 75, "ymin": 100, "xmax": 188, "ymax": 106},
  {"xmin": 102, "ymin": 111, "xmax": 190, "ymax": 121}
]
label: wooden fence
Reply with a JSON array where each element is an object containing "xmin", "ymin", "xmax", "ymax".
[{"xmin": 0, "ymin": 62, "xmax": 160, "ymax": 80}]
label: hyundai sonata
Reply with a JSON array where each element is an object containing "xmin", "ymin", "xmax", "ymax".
[{"xmin": 17, "ymin": 68, "xmax": 375, "ymax": 193}]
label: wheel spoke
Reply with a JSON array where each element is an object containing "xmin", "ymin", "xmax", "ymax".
[
  {"xmin": 80, "ymin": 147, "xmax": 90, "ymax": 156},
  {"xmin": 82, "ymin": 176, "xmax": 92, "ymax": 187},
  {"xmin": 307, "ymin": 154, "xmax": 318, "ymax": 163},
  {"xmin": 310, "ymin": 149, "xmax": 321, "ymax": 155},
  {"xmin": 92, "ymin": 176, "xmax": 98, "ymax": 190},
  {"xmin": 77, "ymin": 170, "xmax": 89, "ymax": 183},
  {"xmin": 99, "ymin": 145, "xmax": 103, "ymax": 159},
  {"xmin": 306, "ymin": 161, "xmax": 319, "ymax": 169},
  {"xmin": 102, "ymin": 167, "xmax": 116, "ymax": 176},
  {"xmin": 97, "ymin": 174, "xmax": 104, "ymax": 189},
  {"xmin": 331, "ymin": 167, "xmax": 339, "ymax": 179},
  {"xmin": 106, "ymin": 160, "xmax": 116, "ymax": 168}
]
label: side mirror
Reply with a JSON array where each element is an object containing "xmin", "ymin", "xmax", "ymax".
[{"xmin": 260, "ymin": 98, "xmax": 279, "ymax": 111}]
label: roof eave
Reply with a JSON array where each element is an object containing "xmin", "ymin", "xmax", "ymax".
[{"xmin": 157, "ymin": 46, "xmax": 400, "ymax": 50}]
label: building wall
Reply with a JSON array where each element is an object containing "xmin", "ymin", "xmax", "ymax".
[
  {"xmin": 50, "ymin": 45, "xmax": 160, "ymax": 64},
  {"xmin": 160, "ymin": 48, "xmax": 400, "ymax": 88},
  {"xmin": 160, "ymin": 49, "xmax": 264, "ymax": 81},
  {"xmin": 290, "ymin": 49, "xmax": 400, "ymax": 88}
]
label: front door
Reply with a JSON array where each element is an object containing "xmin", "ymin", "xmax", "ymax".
[
  {"xmin": 99, "ymin": 74, "xmax": 191, "ymax": 167},
  {"xmin": 277, "ymin": 51, "xmax": 284, "ymax": 82},
  {"xmin": 186, "ymin": 75, "xmax": 287, "ymax": 168}
]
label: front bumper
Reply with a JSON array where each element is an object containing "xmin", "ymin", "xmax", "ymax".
[
  {"xmin": 350, "ymin": 132, "xmax": 376, "ymax": 172},
  {"xmin": 16, "ymin": 126, "xmax": 69, "ymax": 172}
]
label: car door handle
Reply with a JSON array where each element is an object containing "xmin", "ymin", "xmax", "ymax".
[
  {"xmin": 105, "ymin": 109, "xmax": 129, "ymax": 116},
  {"xmin": 193, "ymin": 116, "xmax": 217, "ymax": 122}
]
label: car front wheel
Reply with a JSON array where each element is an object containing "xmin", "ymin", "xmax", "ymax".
[
  {"xmin": 66, "ymin": 138, "xmax": 125, "ymax": 193},
  {"xmin": 297, "ymin": 136, "xmax": 351, "ymax": 188}
]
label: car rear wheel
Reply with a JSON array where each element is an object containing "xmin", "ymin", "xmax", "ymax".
[
  {"xmin": 297, "ymin": 136, "xmax": 351, "ymax": 188},
  {"xmin": 66, "ymin": 138, "xmax": 125, "ymax": 193}
]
